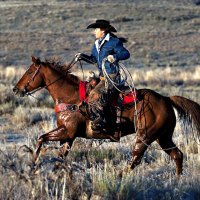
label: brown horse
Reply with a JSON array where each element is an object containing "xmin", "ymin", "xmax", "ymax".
[{"xmin": 13, "ymin": 56, "xmax": 200, "ymax": 176}]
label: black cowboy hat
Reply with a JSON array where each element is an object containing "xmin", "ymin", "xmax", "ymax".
[{"xmin": 87, "ymin": 19, "xmax": 117, "ymax": 32}]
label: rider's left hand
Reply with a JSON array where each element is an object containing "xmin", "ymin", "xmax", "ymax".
[{"xmin": 75, "ymin": 53, "xmax": 82, "ymax": 61}]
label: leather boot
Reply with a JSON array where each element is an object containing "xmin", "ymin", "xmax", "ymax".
[{"xmin": 89, "ymin": 103, "xmax": 106, "ymax": 133}]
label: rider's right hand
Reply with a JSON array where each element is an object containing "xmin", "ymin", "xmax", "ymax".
[{"xmin": 107, "ymin": 55, "xmax": 116, "ymax": 63}]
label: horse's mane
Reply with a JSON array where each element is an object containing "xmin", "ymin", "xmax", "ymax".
[{"xmin": 37, "ymin": 57, "xmax": 80, "ymax": 84}]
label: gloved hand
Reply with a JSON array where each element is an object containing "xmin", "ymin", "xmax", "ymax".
[
  {"xmin": 75, "ymin": 53, "xmax": 82, "ymax": 61},
  {"xmin": 107, "ymin": 55, "xmax": 116, "ymax": 63}
]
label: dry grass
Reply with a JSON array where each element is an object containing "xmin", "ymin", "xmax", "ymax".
[{"xmin": 0, "ymin": 65, "xmax": 200, "ymax": 199}]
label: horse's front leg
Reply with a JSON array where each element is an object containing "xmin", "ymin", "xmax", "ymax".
[{"xmin": 33, "ymin": 125, "xmax": 68, "ymax": 163}]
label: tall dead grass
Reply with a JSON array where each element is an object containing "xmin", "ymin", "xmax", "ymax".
[{"xmin": 72, "ymin": 65, "xmax": 200, "ymax": 85}]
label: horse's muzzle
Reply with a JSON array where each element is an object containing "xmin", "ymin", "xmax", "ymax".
[{"xmin": 13, "ymin": 87, "xmax": 19, "ymax": 94}]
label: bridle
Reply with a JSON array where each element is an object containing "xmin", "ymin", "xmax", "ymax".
[
  {"xmin": 24, "ymin": 63, "xmax": 42, "ymax": 94},
  {"xmin": 24, "ymin": 57, "xmax": 78, "ymax": 97}
]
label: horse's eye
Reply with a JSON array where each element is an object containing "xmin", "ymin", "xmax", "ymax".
[{"xmin": 25, "ymin": 69, "xmax": 34, "ymax": 75}]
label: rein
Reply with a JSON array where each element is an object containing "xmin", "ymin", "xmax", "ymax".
[{"xmin": 26, "ymin": 76, "xmax": 64, "ymax": 96}]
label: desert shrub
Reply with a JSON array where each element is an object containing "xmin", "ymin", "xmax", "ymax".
[{"xmin": 12, "ymin": 106, "xmax": 55, "ymax": 127}]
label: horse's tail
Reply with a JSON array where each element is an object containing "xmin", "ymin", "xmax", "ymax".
[{"xmin": 169, "ymin": 96, "xmax": 200, "ymax": 134}]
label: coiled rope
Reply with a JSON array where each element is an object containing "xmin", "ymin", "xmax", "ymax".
[{"xmin": 101, "ymin": 58, "xmax": 178, "ymax": 151}]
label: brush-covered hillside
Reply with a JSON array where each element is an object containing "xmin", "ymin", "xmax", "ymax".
[
  {"xmin": 1, "ymin": 0, "xmax": 200, "ymax": 68},
  {"xmin": 0, "ymin": 1, "xmax": 200, "ymax": 200}
]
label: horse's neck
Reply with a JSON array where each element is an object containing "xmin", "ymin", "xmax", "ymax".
[{"xmin": 43, "ymin": 70, "xmax": 80, "ymax": 104}]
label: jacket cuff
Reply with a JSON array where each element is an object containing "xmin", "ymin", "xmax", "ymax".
[{"xmin": 113, "ymin": 54, "xmax": 118, "ymax": 61}]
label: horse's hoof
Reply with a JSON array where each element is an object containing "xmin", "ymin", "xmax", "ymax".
[
  {"xmin": 118, "ymin": 165, "xmax": 132, "ymax": 178},
  {"xmin": 118, "ymin": 170, "xmax": 123, "ymax": 179},
  {"xmin": 32, "ymin": 152, "xmax": 39, "ymax": 164}
]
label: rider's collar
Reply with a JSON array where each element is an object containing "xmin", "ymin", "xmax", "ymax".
[
  {"xmin": 95, "ymin": 33, "xmax": 110, "ymax": 50},
  {"xmin": 100, "ymin": 33, "xmax": 110, "ymax": 43}
]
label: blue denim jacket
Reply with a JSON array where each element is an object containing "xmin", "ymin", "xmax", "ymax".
[{"xmin": 90, "ymin": 33, "xmax": 130, "ymax": 75}]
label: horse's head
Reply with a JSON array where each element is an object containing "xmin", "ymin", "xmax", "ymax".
[{"xmin": 13, "ymin": 56, "xmax": 45, "ymax": 97}]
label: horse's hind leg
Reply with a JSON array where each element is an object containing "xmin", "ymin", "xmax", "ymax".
[
  {"xmin": 118, "ymin": 137, "xmax": 149, "ymax": 179},
  {"xmin": 157, "ymin": 135, "xmax": 183, "ymax": 176},
  {"xmin": 33, "ymin": 126, "xmax": 67, "ymax": 163}
]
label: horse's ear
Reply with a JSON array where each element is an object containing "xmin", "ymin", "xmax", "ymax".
[
  {"xmin": 32, "ymin": 56, "xmax": 37, "ymax": 63},
  {"xmin": 31, "ymin": 56, "xmax": 41, "ymax": 65}
]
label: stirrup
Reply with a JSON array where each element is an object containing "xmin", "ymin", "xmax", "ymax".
[{"xmin": 109, "ymin": 132, "xmax": 120, "ymax": 142}]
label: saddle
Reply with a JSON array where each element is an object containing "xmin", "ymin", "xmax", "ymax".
[{"xmin": 83, "ymin": 76, "xmax": 138, "ymax": 108}]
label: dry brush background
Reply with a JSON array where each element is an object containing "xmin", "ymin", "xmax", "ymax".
[{"xmin": 0, "ymin": 0, "xmax": 200, "ymax": 199}]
